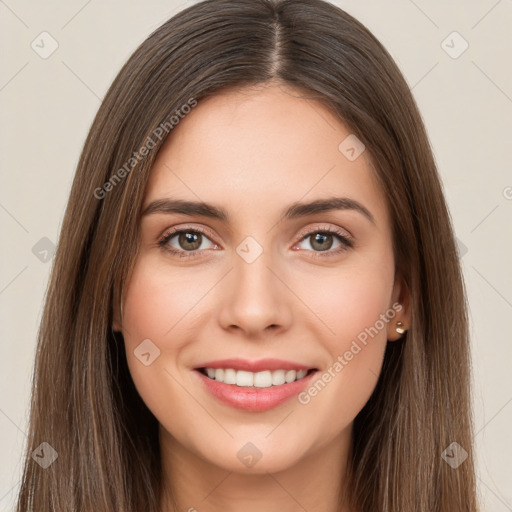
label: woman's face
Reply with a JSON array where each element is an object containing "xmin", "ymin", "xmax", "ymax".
[{"xmin": 115, "ymin": 83, "xmax": 408, "ymax": 475}]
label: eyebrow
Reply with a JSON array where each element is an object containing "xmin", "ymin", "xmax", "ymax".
[{"xmin": 141, "ymin": 196, "xmax": 376, "ymax": 225}]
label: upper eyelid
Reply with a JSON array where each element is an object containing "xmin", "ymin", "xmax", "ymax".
[
  {"xmin": 159, "ymin": 224, "xmax": 216, "ymax": 243},
  {"xmin": 295, "ymin": 223, "xmax": 352, "ymax": 240}
]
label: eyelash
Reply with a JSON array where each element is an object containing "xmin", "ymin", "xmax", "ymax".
[{"xmin": 157, "ymin": 224, "xmax": 354, "ymax": 260}]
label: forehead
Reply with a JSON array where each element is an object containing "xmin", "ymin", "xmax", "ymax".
[{"xmin": 143, "ymin": 84, "xmax": 390, "ymax": 231}]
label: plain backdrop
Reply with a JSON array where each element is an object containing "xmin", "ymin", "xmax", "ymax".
[{"xmin": 1, "ymin": 1, "xmax": 511, "ymax": 510}]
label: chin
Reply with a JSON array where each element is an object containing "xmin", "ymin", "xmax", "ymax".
[{"xmin": 200, "ymin": 437, "xmax": 310, "ymax": 475}]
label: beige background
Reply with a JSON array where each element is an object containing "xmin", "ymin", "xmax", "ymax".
[{"xmin": 1, "ymin": 1, "xmax": 511, "ymax": 510}]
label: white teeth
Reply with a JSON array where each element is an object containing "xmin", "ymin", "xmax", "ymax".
[
  {"xmin": 202, "ymin": 367, "xmax": 311, "ymax": 387},
  {"xmin": 254, "ymin": 370, "xmax": 272, "ymax": 388},
  {"xmin": 236, "ymin": 370, "xmax": 254, "ymax": 387},
  {"xmin": 285, "ymin": 370, "xmax": 296, "ymax": 383},
  {"xmin": 271, "ymin": 370, "xmax": 285, "ymax": 385},
  {"xmin": 223, "ymin": 368, "xmax": 237, "ymax": 385},
  {"xmin": 296, "ymin": 369, "xmax": 307, "ymax": 379}
]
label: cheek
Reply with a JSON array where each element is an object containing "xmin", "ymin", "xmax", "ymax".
[
  {"xmin": 291, "ymin": 255, "xmax": 394, "ymax": 428},
  {"xmin": 299, "ymin": 255, "xmax": 395, "ymax": 349},
  {"xmin": 120, "ymin": 257, "xmax": 208, "ymax": 414},
  {"xmin": 122, "ymin": 256, "xmax": 210, "ymax": 344},
  {"xmin": 310, "ymin": 273, "xmax": 390, "ymax": 384}
]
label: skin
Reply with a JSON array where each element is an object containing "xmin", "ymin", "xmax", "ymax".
[{"xmin": 114, "ymin": 82, "xmax": 411, "ymax": 512}]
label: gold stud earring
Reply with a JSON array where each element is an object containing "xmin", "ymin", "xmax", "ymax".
[{"xmin": 395, "ymin": 321, "xmax": 406, "ymax": 334}]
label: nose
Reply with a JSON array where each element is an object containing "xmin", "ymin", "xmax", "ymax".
[{"xmin": 217, "ymin": 248, "xmax": 293, "ymax": 338}]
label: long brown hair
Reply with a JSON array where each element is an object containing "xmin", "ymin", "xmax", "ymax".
[{"xmin": 16, "ymin": 0, "xmax": 478, "ymax": 510}]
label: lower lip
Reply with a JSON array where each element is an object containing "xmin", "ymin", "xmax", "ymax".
[{"xmin": 194, "ymin": 369, "xmax": 318, "ymax": 412}]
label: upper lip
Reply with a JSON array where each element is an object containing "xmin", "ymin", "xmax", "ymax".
[{"xmin": 194, "ymin": 358, "xmax": 317, "ymax": 372}]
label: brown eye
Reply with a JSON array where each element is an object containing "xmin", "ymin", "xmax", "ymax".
[
  {"xmin": 294, "ymin": 227, "xmax": 354, "ymax": 256},
  {"xmin": 177, "ymin": 231, "xmax": 202, "ymax": 251},
  {"xmin": 159, "ymin": 227, "xmax": 217, "ymax": 258},
  {"xmin": 309, "ymin": 233, "xmax": 334, "ymax": 251}
]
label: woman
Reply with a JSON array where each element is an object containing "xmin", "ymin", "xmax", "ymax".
[{"xmin": 15, "ymin": 0, "xmax": 478, "ymax": 510}]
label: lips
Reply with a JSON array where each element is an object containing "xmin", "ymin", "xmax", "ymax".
[{"xmin": 192, "ymin": 357, "xmax": 319, "ymax": 412}]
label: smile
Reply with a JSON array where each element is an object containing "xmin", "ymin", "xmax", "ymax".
[{"xmin": 193, "ymin": 359, "xmax": 319, "ymax": 412}]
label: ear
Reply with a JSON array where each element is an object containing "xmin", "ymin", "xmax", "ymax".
[{"xmin": 387, "ymin": 273, "xmax": 412, "ymax": 342}]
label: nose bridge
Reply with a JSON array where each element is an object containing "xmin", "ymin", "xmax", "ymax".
[
  {"xmin": 217, "ymin": 239, "xmax": 291, "ymax": 335},
  {"xmin": 235, "ymin": 247, "xmax": 274, "ymax": 297}
]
